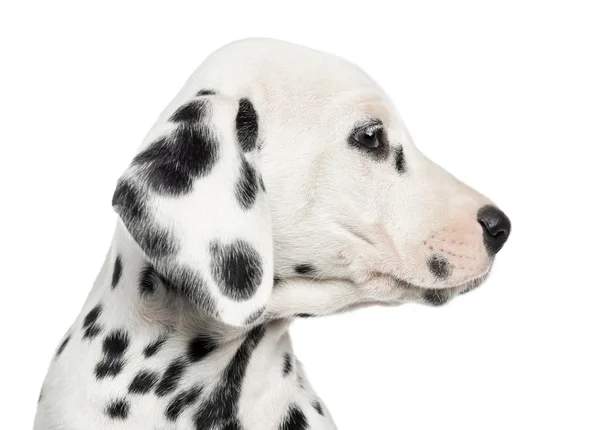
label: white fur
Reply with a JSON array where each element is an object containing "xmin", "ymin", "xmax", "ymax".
[{"xmin": 35, "ymin": 38, "xmax": 504, "ymax": 429}]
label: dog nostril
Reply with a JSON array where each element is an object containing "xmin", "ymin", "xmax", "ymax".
[{"xmin": 477, "ymin": 205, "xmax": 511, "ymax": 255}]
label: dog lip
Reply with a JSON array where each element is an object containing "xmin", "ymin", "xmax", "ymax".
[{"xmin": 376, "ymin": 267, "xmax": 491, "ymax": 293}]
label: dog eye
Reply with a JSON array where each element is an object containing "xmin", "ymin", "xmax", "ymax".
[{"xmin": 353, "ymin": 129, "xmax": 381, "ymax": 149}]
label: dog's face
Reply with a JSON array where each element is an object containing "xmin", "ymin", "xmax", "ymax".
[
  {"xmin": 260, "ymin": 80, "xmax": 510, "ymax": 317},
  {"xmin": 113, "ymin": 39, "xmax": 510, "ymax": 326}
]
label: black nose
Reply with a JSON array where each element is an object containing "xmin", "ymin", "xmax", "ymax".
[{"xmin": 477, "ymin": 205, "xmax": 511, "ymax": 255}]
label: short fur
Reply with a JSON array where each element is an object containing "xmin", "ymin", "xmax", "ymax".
[{"xmin": 35, "ymin": 38, "xmax": 510, "ymax": 429}]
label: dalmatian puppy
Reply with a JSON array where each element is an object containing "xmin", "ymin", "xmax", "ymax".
[{"xmin": 35, "ymin": 38, "xmax": 511, "ymax": 429}]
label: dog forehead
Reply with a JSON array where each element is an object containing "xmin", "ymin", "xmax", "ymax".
[{"xmin": 199, "ymin": 39, "xmax": 384, "ymax": 106}]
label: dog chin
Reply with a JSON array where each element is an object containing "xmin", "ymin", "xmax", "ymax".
[{"xmin": 381, "ymin": 267, "xmax": 491, "ymax": 307}]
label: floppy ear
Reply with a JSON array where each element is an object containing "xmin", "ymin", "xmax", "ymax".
[{"xmin": 112, "ymin": 91, "xmax": 272, "ymax": 327}]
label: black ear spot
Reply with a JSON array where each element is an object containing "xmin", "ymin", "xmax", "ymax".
[
  {"xmin": 210, "ymin": 240, "xmax": 263, "ymax": 301},
  {"xmin": 169, "ymin": 100, "xmax": 209, "ymax": 123},
  {"xmin": 428, "ymin": 255, "xmax": 451, "ymax": 280},
  {"xmin": 235, "ymin": 158, "xmax": 259, "ymax": 210},
  {"xmin": 111, "ymin": 256, "xmax": 123, "ymax": 289},
  {"xmin": 279, "ymin": 405, "xmax": 308, "ymax": 430},
  {"xmin": 236, "ymin": 98, "xmax": 259, "ymax": 152},
  {"xmin": 394, "ymin": 145, "xmax": 406, "ymax": 174},
  {"xmin": 196, "ymin": 89, "xmax": 216, "ymax": 97},
  {"xmin": 294, "ymin": 264, "xmax": 316, "ymax": 275},
  {"xmin": 131, "ymin": 121, "xmax": 219, "ymax": 196},
  {"xmin": 112, "ymin": 180, "xmax": 145, "ymax": 222},
  {"xmin": 112, "ymin": 180, "xmax": 179, "ymax": 260},
  {"xmin": 105, "ymin": 399, "xmax": 130, "ymax": 420}
]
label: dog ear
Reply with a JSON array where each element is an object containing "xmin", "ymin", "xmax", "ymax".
[{"xmin": 112, "ymin": 92, "xmax": 272, "ymax": 327}]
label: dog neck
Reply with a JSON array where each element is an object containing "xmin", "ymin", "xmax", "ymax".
[{"xmin": 52, "ymin": 224, "xmax": 333, "ymax": 428}]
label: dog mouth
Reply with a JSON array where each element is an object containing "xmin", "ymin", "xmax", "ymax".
[
  {"xmin": 420, "ymin": 273, "xmax": 489, "ymax": 306},
  {"xmin": 377, "ymin": 269, "xmax": 491, "ymax": 307}
]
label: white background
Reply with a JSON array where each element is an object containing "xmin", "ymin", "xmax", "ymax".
[{"xmin": 1, "ymin": 1, "xmax": 599, "ymax": 429}]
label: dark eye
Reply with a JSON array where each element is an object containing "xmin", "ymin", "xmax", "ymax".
[{"xmin": 353, "ymin": 128, "xmax": 381, "ymax": 149}]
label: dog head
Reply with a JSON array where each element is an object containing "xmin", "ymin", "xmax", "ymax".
[{"xmin": 113, "ymin": 39, "xmax": 511, "ymax": 327}]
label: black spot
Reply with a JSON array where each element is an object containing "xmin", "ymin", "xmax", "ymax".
[
  {"xmin": 142, "ymin": 226, "xmax": 177, "ymax": 260},
  {"xmin": 166, "ymin": 386, "xmax": 202, "ymax": 421},
  {"xmin": 295, "ymin": 313, "xmax": 316, "ymax": 318},
  {"xmin": 155, "ymin": 359, "xmax": 187, "ymax": 397},
  {"xmin": 102, "ymin": 329, "xmax": 129, "ymax": 358},
  {"xmin": 105, "ymin": 399, "xmax": 129, "ymax": 420},
  {"xmin": 236, "ymin": 98, "xmax": 259, "ymax": 152},
  {"xmin": 187, "ymin": 336, "xmax": 217, "ymax": 362},
  {"xmin": 82, "ymin": 304, "xmax": 103, "ymax": 339},
  {"xmin": 111, "ymin": 255, "xmax": 123, "ymax": 289},
  {"xmin": 55, "ymin": 334, "xmax": 70, "ymax": 357},
  {"xmin": 112, "ymin": 179, "xmax": 145, "ymax": 222},
  {"xmin": 428, "ymin": 255, "xmax": 451, "ymax": 280},
  {"xmin": 312, "ymin": 400, "xmax": 324, "ymax": 416},
  {"xmin": 139, "ymin": 264, "xmax": 157, "ymax": 296},
  {"xmin": 422, "ymin": 289, "xmax": 451, "ymax": 307},
  {"xmin": 394, "ymin": 145, "xmax": 406, "ymax": 174},
  {"xmin": 259, "ymin": 176, "xmax": 266, "ymax": 192},
  {"xmin": 84, "ymin": 325, "xmax": 102, "ymax": 340},
  {"xmin": 294, "ymin": 264, "xmax": 315, "ymax": 275},
  {"xmin": 243, "ymin": 306, "xmax": 265, "ymax": 325},
  {"xmin": 283, "ymin": 353, "xmax": 293, "ymax": 376},
  {"xmin": 193, "ymin": 326, "xmax": 265, "ymax": 430},
  {"xmin": 83, "ymin": 305, "xmax": 102, "ymax": 329},
  {"xmin": 112, "ymin": 180, "xmax": 178, "ymax": 260},
  {"xmin": 161, "ymin": 265, "xmax": 215, "ymax": 316},
  {"xmin": 279, "ymin": 405, "xmax": 308, "ymax": 430},
  {"xmin": 38, "ymin": 388, "xmax": 43, "ymax": 403},
  {"xmin": 197, "ymin": 89, "xmax": 216, "ymax": 97},
  {"xmin": 222, "ymin": 423, "xmax": 242, "ymax": 430},
  {"xmin": 128, "ymin": 370, "xmax": 159, "ymax": 394},
  {"xmin": 95, "ymin": 359, "xmax": 124, "ymax": 379},
  {"xmin": 235, "ymin": 158, "xmax": 258, "ymax": 210},
  {"xmin": 143, "ymin": 334, "xmax": 168, "ymax": 358},
  {"xmin": 95, "ymin": 329, "xmax": 129, "ymax": 380},
  {"xmin": 170, "ymin": 100, "xmax": 209, "ymax": 123},
  {"xmin": 273, "ymin": 275, "xmax": 282, "ymax": 286},
  {"xmin": 210, "ymin": 240, "xmax": 263, "ymax": 301},
  {"xmin": 131, "ymin": 117, "xmax": 218, "ymax": 196}
]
